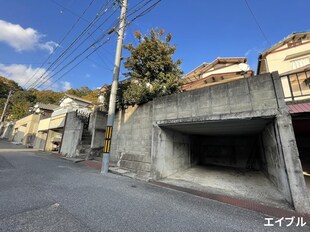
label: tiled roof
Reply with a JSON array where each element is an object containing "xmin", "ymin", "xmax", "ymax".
[
  {"xmin": 260, "ymin": 31, "xmax": 310, "ymax": 57},
  {"xmin": 63, "ymin": 94, "xmax": 93, "ymax": 104},
  {"xmin": 36, "ymin": 103, "xmax": 59, "ymax": 111}
]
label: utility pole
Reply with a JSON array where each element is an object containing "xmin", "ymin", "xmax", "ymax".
[
  {"xmin": 0, "ymin": 90, "xmax": 13, "ymax": 136},
  {"xmin": 101, "ymin": 0, "xmax": 128, "ymax": 174},
  {"xmin": 0, "ymin": 90, "xmax": 12, "ymax": 123}
]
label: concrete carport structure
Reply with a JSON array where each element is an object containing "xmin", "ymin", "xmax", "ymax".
[{"xmin": 110, "ymin": 72, "xmax": 310, "ymax": 214}]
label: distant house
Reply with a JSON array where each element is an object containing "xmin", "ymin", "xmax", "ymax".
[
  {"xmin": 181, "ymin": 57, "xmax": 254, "ymax": 91},
  {"xmin": 12, "ymin": 103, "xmax": 58, "ymax": 146},
  {"xmin": 257, "ymin": 31, "xmax": 310, "ymax": 102},
  {"xmin": 257, "ymin": 31, "xmax": 310, "ymax": 193},
  {"xmin": 41, "ymin": 94, "xmax": 93, "ymax": 152}
]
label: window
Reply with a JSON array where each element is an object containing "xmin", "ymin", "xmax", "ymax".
[{"xmin": 291, "ymin": 57, "xmax": 310, "ymax": 70}]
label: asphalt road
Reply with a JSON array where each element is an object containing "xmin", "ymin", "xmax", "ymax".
[{"xmin": 0, "ymin": 140, "xmax": 308, "ymax": 232}]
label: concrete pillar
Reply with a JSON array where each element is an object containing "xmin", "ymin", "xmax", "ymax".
[{"xmin": 276, "ymin": 112, "xmax": 310, "ymax": 213}]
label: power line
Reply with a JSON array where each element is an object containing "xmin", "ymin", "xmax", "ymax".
[
  {"xmin": 34, "ymin": 0, "xmax": 162, "ymax": 90},
  {"xmin": 50, "ymin": 0, "xmax": 117, "ymax": 68},
  {"xmin": 43, "ymin": 35, "xmax": 116, "ymax": 90},
  {"xmin": 244, "ymin": 0, "xmax": 271, "ymax": 46},
  {"xmin": 35, "ymin": 18, "xmax": 120, "ymax": 90},
  {"xmin": 26, "ymin": 0, "xmax": 117, "ymax": 90},
  {"xmin": 23, "ymin": 0, "xmax": 98, "ymax": 89},
  {"xmin": 27, "ymin": 2, "xmax": 115, "ymax": 89}
]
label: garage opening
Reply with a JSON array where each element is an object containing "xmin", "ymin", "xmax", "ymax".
[
  {"xmin": 292, "ymin": 117, "xmax": 310, "ymax": 198},
  {"xmin": 156, "ymin": 117, "xmax": 293, "ymax": 209}
]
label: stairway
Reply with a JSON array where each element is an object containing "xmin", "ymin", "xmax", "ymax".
[{"xmin": 76, "ymin": 129, "xmax": 92, "ymax": 159}]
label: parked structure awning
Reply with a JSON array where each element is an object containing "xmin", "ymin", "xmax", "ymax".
[{"xmin": 288, "ymin": 102, "xmax": 310, "ymax": 113}]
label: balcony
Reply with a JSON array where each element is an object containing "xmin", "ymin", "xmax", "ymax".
[{"xmin": 280, "ymin": 69, "xmax": 310, "ymax": 102}]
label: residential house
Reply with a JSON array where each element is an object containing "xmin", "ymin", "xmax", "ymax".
[
  {"xmin": 181, "ymin": 57, "xmax": 253, "ymax": 91},
  {"xmin": 42, "ymin": 94, "xmax": 93, "ymax": 153},
  {"xmin": 257, "ymin": 31, "xmax": 310, "ymax": 196},
  {"xmin": 12, "ymin": 103, "xmax": 58, "ymax": 146}
]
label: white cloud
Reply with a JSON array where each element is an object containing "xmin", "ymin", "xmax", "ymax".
[
  {"xmin": 0, "ymin": 63, "xmax": 52, "ymax": 88},
  {"xmin": 85, "ymin": 73, "xmax": 91, "ymax": 78},
  {"xmin": 0, "ymin": 19, "xmax": 58, "ymax": 53},
  {"xmin": 61, "ymin": 81, "xmax": 72, "ymax": 91},
  {"xmin": 38, "ymin": 41, "xmax": 59, "ymax": 54}
]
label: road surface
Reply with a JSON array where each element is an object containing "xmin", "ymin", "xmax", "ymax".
[{"xmin": 0, "ymin": 140, "xmax": 308, "ymax": 232}]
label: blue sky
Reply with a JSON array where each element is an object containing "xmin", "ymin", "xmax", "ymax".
[{"xmin": 0, "ymin": 0, "xmax": 309, "ymax": 91}]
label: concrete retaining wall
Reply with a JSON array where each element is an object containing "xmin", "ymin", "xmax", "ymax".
[
  {"xmin": 90, "ymin": 110, "xmax": 107, "ymax": 149},
  {"xmin": 111, "ymin": 73, "xmax": 281, "ymax": 174},
  {"xmin": 261, "ymin": 121, "xmax": 292, "ymax": 204},
  {"xmin": 151, "ymin": 126, "xmax": 191, "ymax": 179},
  {"xmin": 109, "ymin": 72, "xmax": 310, "ymax": 213},
  {"xmin": 60, "ymin": 112, "xmax": 83, "ymax": 157},
  {"xmin": 110, "ymin": 103, "xmax": 153, "ymax": 174},
  {"xmin": 33, "ymin": 131, "xmax": 47, "ymax": 150}
]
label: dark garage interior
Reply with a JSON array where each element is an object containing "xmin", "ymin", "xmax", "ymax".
[
  {"xmin": 158, "ymin": 117, "xmax": 294, "ymax": 209},
  {"xmin": 292, "ymin": 117, "xmax": 310, "ymax": 198}
]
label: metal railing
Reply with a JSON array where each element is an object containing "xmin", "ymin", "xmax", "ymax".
[
  {"xmin": 280, "ymin": 70, "xmax": 310, "ymax": 102},
  {"xmin": 76, "ymin": 109, "xmax": 91, "ymax": 129}
]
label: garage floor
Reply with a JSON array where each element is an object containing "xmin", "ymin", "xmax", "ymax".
[{"xmin": 160, "ymin": 165, "xmax": 292, "ymax": 210}]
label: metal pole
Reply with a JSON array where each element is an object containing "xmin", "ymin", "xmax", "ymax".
[
  {"xmin": 0, "ymin": 90, "xmax": 12, "ymax": 122},
  {"xmin": 101, "ymin": 0, "xmax": 128, "ymax": 174},
  {"xmin": 0, "ymin": 90, "xmax": 12, "ymax": 136}
]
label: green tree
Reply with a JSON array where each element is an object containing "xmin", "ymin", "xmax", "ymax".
[
  {"xmin": 9, "ymin": 91, "xmax": 37, "ymax": 120},
  {"xmin": 122, "ymin": 29, "xmax": 183, "ymax": 105},
  {"xmin": 29, "ymin": 89, "xmax": 63, "ymax": 104},
  {"xmin": 65, "ymin": 86, "xmax": 92, "ymax": 98},
  {"xmin": 82, "ymin": 89, "xmax": 99, "ymax": 103},
  {"xmin": 0, "ymin": 76, "xmax": 22, "ymax": 98}
]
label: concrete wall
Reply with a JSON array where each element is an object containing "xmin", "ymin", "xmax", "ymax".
[
  {"xmin": 37, "ymin": 118, "xmax": 51, "ymax": 131},
  {"xmin": 151, "ymin": 126, "xmax": 191, "ymax": 179},
  {"xmin": 275, "ymin": 113, "xmax": 310, "ymax": 213},
  {"xmin": 60, "ymin": 112, "xmax": 83, "ymax": 157},
  {"xmin": 33, "ymin": 131, "xmax": 47, "ymax": 150},
  {"xmin": 111, "ymin": 73, "xmax": 280, "ymax": 175},
  {"xmin": 110, "ymin": 103, "xmax": 153, "ymax": 174},
  {"xmin": 0, "ymin": 122, "xmax": 14, "ymax": 140},
  {"xmin": 261, "ymin": 121, "xmax": 292, "ymax": 204},
  {"xmin": 90, "ymin": 110, "xmax": 107, "ymax": 149},
  {"xmin": 110, "ymin": 72, "xmax": 310, "ymax": 213},
  {"xmin": 13, "ymin": 114, "xmax": 41, "ymax": 145}
]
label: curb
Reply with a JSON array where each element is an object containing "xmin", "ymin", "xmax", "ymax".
[{"xmin": 149, "ymin": 180, "xmax": 310, "ymax": 223}]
